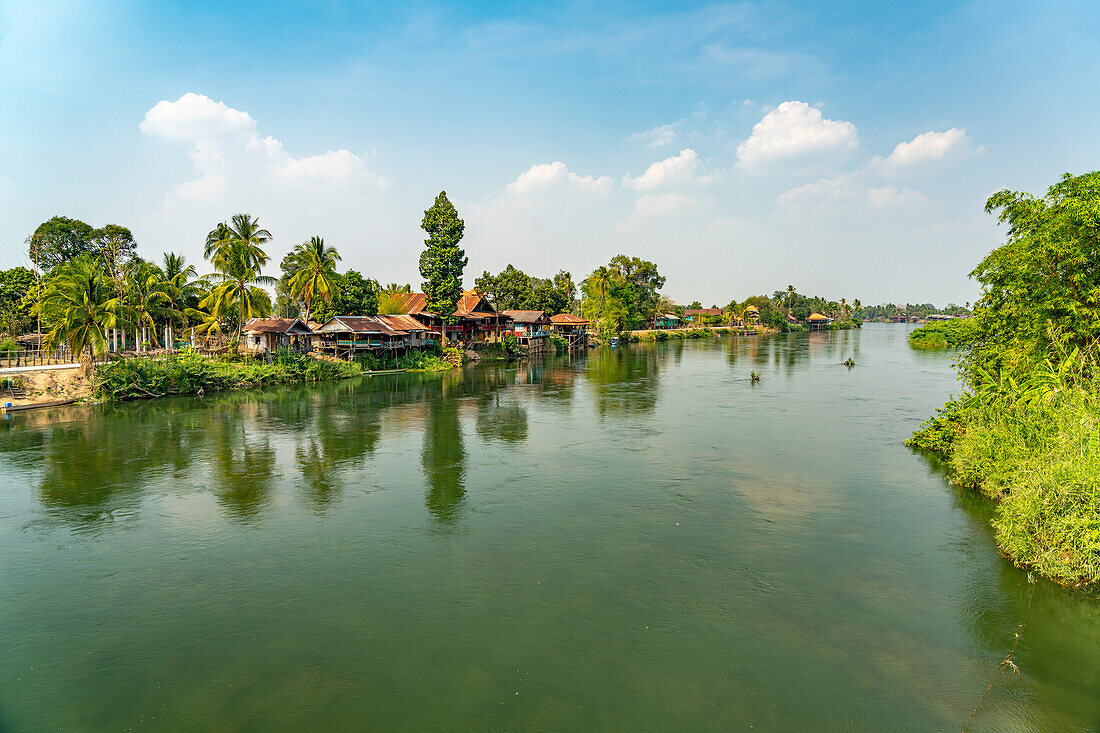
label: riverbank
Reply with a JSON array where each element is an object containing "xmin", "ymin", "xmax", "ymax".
[{"xmin": 1, "ymin": 365, "xmax": 92, "ymax": 407}]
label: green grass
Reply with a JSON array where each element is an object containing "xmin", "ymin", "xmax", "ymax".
[{"xmin": 908, "ymin": 319, "xmax": 976, "ymax": 349}]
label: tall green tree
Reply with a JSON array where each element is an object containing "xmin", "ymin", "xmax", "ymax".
[
  {"xmin": 419, "ymin": 191, "xmax": 467, "ymax": 345},
  {"xmin": 285, "ymin": 236, "xmax": 341, "ymax": 322}
]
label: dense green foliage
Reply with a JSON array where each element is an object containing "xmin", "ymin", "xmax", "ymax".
[
  {"xmin": 26, "ymin": 216, "xmax": 137, "ymax": 272},
  {"xmin": 581, "ymin": 255, "xmax": 665, "ymax": 333},
  {"xmin": 94, "ymin": 350, "xmax": 361, "ymax": 400},
  {"xmin": 910, "ymin": 172, "xmax": 1100, "ymax": 586},
  {"xmin": 908, "ymin": 319, "xmax": 977, "ymax": 349},
  {"xmin": 474, "ymin": 265, "xmax": 574, "ymax": 314},
  {"xmin": 419, "ymin": 191, "xmax": 467, "ymax": 338},
  {"xmin": 284, "ymin": 236, "xmax": 341, "ymax": 322}
]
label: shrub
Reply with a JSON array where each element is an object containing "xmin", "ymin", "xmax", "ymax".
[
  {"xmin": 908, "ymin": 319, "xmax": 976, "ymax": 349},
  {"xmin": 0, "ymin": 339, "xmax": 17, "ymax": 355}
]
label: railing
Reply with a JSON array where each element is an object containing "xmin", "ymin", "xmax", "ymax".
[{"xmin": 0, "ymin": 348, "xmax": 75, "ymax": 368}]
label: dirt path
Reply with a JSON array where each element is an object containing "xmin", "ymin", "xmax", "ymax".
[{"xmin": 1, "ymin": 366, "xmax": 93, "ymax": 407}]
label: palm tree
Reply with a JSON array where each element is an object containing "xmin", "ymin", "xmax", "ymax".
[
  {"xmin": 839, "ymin": 298, "xmax": 849, "ymax": 320},
  {"xmin": 585, "ymin": 266, "xmax": 614, "ymax": 334},
  {"xmin": 785, "ymin": 284, "xmax": 796, "ymax": 307},
  {"xmin": 285, "ymin": 236, "xmax": 341, "ymax": 322},
  {"xmin": 39, "ymin": 255, "xmax": 122, "ymax": 361},
  {"xmin": 158, "ymin": 253, "xmax": 203, "ymax": 346},
  {"xmin": 122, "ymin": 259, "xmax": 178, "ymax": 350},
  {"xmin": 201, "ymin": 214, "xmax": 276, "ymax": 352}
]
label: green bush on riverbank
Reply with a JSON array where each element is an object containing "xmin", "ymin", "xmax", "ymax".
[
  {"xmin": 354, "ymin": 346, "xmax": 453, "ymax": 372},
  {"xmin": 909, "ymin": 171, "xmax": 1100, "ymax": 587},
  {"xmin": 908, "ymin": 319, "xmax": 977, "ymax": 349},
  {"xmin": 94, "ymin": 349, "xmax": 362, "ymax": 400}
]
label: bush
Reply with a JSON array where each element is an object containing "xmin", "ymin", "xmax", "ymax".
[
  {"xmin": 94, "ymin": 350, "xmax": 362, "ymax": 400},
  {"xmin": 353, "ymin": 346, "xmax": 454, "ymax": 372},
  {"xmin": 908, "ymin": 319, "xmax": 976, "ymax": 349},
  {"xmin": 0, "ymin": 339, "xmax": 17, "ymax": 355}
]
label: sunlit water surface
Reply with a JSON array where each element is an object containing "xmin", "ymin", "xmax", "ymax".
[{"xmin": 2, "ymin": 324, "xmax": 1098, "ymax": 731}]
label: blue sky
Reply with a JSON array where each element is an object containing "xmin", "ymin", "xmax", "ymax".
[{"xmin": 1, "ymin": 0, "xmax": 1097, "ymax": 305}]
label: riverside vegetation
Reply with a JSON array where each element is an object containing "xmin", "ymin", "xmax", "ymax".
[{"xmin": 908, "ymin": 171, "xmax": 1100, "ymax": 587}]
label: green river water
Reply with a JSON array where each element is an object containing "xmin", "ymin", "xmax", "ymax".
[{"xmin": 1, "ymin": 324, "xmax": 1098, "ymax": 731}]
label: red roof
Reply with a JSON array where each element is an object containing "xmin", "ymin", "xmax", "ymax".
[
  {"xmin": 376, "ymin": 314, "xmax": 432, "ymax": 332},
  {"xmin": 549, "ymin": 313, "xmax": 589, "ymax": 325}
]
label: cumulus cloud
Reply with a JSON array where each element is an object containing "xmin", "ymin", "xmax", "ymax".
[
  {"xmin": 736, "ymin": 101, "xmax": 858, "ymax": 173},
  {"xmin": 623, "ymin": 148, "xmax": 704, "ymax": 191},
  {"xmin": 505, "ymin": 161, "xmax": 614, "ymax": 196},
  {"xmin": 141, "ymin": 92, "xmax": 384, "ymax": 207},
  {"xmin": 878, "ymin": 127, "xmax": 982, "ymax": 169}
]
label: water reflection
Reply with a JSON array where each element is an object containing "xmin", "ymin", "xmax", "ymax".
[{"xmin": 421, "ymin": 394, "xmax": 466, "ymax": 525}]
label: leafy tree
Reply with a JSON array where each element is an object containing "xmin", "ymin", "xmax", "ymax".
[
  {"xmin": 582, "ymin": 266, "xmax": 616, "ymax": 333},
  {"xmin": 26, "ymin": 217, "xmax": 136, "ymax": 272},
  {"xmin": 608, "ymin": 255, "xmax": 666, "ymax": 329},
  {"xmin": 970, "ymin": 171, "xmax": 1100, "ymax": 379},
  {"xmin": 39, "ymin": 255, "xmax": 123, "ymax": 358},
  {"xmin": 286, "ymin": 236, "xmax": 341, "ymax": 322},
  {"xmin": 324, "ymin": 270, "xmax": 379, "ymax": 320},
  {"xmin": 419, "ymin": 192, "xmax": 467, "ymax": 344},
  {"xmin": 552, "ymin": 270, "xmax": 576, "ymax": 313},
  {"xmin": 687, "ymin": 300, "xmax": 702, "ymax": 310},
  {"xmin": 529, "ymin": 277, "xmax": 568, "ymax": 315},
  {"xmin": 0, "ymin": 267, "xmax": 35, "ymax": 314}
]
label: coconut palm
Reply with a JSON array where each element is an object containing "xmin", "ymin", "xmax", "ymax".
[
  {"xmin": 585, "ymin": 266, "xmax": 614, "ymax": 334},
  {"xmin": 123, "ymin": 259, "xmax": 178, "ymax": 350},
  {"xmin": 202, "ymin": 243, "xmax": 275, "ymax": 351},
  {"xmin": 158, "ymin": 253, "xmax": 204, "ymax": 344},
  {"xmin": 839, "ymin": 298, "xmax": 849, "ymax": 320},
  {"xmin": 205, "ymin": 214, "xmax": 271, "ymax": 272},
  {"xmin": 285, "ymin": 236, "xmax": 341, "ymax": 322},
  {"xmin": 39, "ymin": 254, "xmax": 122, "ymax": 359}
]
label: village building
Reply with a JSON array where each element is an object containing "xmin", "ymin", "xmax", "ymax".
[
  {"xmin": 390, "ymin": 290, "xmax": 505, "ymax": 345},
  {"xmin": 655, "ymin": 313, "xmax": 681, "ymax": 329},
  {"xmin": 313, "ymin": 316, "xmax": 413, "ymax": 358},
  {"xmin": 549, "ymin": 313, "xmax": 590, "ymax": 348},
  {"xmin": 683, "ymin": 308, "xmax": 722, "ymax": 323},
  {"xmin": 806, "ymin": 312, "xmax": 832, "ymax": 330},
  {"xmin": 241, "ymin": 318, "xmax": 314, "ymax": 353}
]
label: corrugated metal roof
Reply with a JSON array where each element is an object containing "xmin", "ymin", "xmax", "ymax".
[
  {"xmin": 376, "ymin": 314, "xmax": 430, "ymax": 332},
  {"xmin": 390, "ymin": 292, "xmax": 429, "ymax": 314},
  {"xmin": 317, "ymin": 316, "xmax": 408, "ymax": 336},
  {"xmin": 502, "ymin": 310, "xmax": 547, "ymax": 323},
  {"xmin": 243, "ymin": 318, "xmax": 312, "ymax": 334}
]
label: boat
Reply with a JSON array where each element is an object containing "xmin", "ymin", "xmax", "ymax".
[
  {"xmin": 2, "ymin": 397, "xmax": 79, "ymax": 413},
  {"xmin": 609, "ymin": 337, "xmax": 620, "ymax": 347}
]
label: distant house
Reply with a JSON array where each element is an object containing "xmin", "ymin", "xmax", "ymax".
[
  {"xmin": 806, "ymin": 312, "xmax": 832, "ymax": 330},
  {"xmin": 242, "ymin": 318, "xmax": 314, "ymax": 353},
  {"xmin": 655, "ymin": 313, "xmax": 681, "ymax": 329},
  {"xmin": 502, "ymin": 310, "xmax": 551, "ymax": 337},
  {"xmin": 743, "ymin": 305, "xmax": 760, "ymax": 323},
  {"xmin": 683, "ymin": 308, "xmax": 722, "ymax": 323}
]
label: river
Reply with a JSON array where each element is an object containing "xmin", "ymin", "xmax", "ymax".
[{"xmin": 1, "ymin": 324, "xmax": 1097, "ymax": 731}]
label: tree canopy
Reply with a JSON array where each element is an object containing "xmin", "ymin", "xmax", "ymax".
[
  {"xmin": 27, "ymin": 216, "xmax": 137, "ymax": 272},
  {"xmin": 475, "ymin": 264, "xmax": 575, "ymax": 314}
]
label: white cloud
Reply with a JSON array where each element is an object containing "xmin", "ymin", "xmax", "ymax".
[
  {"xmin": 736, "ymin": 101, "xmax": 858, "ymax": 173},
  {"xmin": 623, "ymin": 148, "xmax": 703, "ymax": 191},
  {"xmin": 621, "ymin": 193, "xmax": 697, "ymax": 228},
  {"xmin": 506, "ymin": 161, "xmax": 614, "ymax": 196},
  {"xmin": 629, "ymin": 122, "xmax": 680, "ymax": 148},
  {"xmin": 879, "ymin": 127, "xmax": 982, "ymax": 169},
  {"xmin": 779, "ymin": 174, "xmax": 926, "ymax": 208},
  {"xmin": 141, "ymin": 92, "xmax": 384, "ymax": 207}
]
